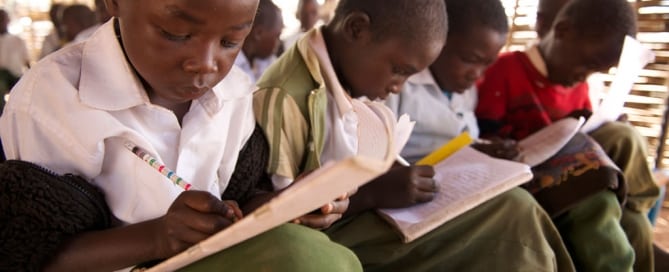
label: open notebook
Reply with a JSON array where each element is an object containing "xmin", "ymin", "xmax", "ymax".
[
  {"xmin": 378, "ymin": 146, "xmax": 532, "ymax": 243},
  {"xmin": 516, "ymin": 117, "xmax": 585, "ymax": 167},
  {"xmin": 147, "ymin": 154, "xmax": 394, "ymax": 271}
]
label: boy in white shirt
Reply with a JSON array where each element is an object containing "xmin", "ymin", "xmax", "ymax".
[{"xmin": 0, "ymin": 0, "xmax": 361, "ymax": 271}]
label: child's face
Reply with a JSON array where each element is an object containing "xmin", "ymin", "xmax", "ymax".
[
  {"xmin": 340, "ymin": 37, "xmax": 443, "ymax": 100},
  {"xmin": 106, "ymin": 0, "xmax": 258, "ymax": 104},
  {"xmin": 544, "ymin": 33, "xmax": 620, "ymax": 87},
  {"xmin": 252, "ymin": 11, "xmax": 284, "ymax": 59},
  {"xmin": 299, "ymin": 0, "xmax": 319, "ymax": 30},
  {"xmin": 430, "ymin": 27, "xmax": 506, "ymax": 93}
]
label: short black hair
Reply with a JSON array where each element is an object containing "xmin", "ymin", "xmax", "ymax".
[
  {"xmin": 558, "ymin": 0, "xmax": 637, "ymax": 40},
  {"xmin": 332, "ymin": 0, "xmax": 448, "ymax": 43},
  {"xmin": 62, "ymin": 4, "xmax": 96, "ymax": 27},
  {"xmin": 445, "ymin": 0, "xmax": 508, "ymax": 36},
  {"xmin": 255, "ymin": 0, "xmax": 281, "ymax": 27}
]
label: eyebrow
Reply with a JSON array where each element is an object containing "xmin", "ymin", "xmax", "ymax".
[
  {"xmin": 165, "ymin": 5, "xmax": 253, "ymax": 31},
  {"xmin": 166, "ymin": 5, "xmax": 205, "ymax": 25}
]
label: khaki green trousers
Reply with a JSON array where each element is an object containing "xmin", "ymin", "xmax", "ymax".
[
  {"xmin": 326, "ymin": 188, "xmax": 575, "ymax": 272},
  {"xmin": 590, "ymin": 122, "xmax": 660, "ymax": 272},
  {"xmin": 553, "ymin": 190, "xmax": 634, "ymax": 272},
  {"xmin": 182, "ymin": 223, "xmax": 362, "ymax": 272}
]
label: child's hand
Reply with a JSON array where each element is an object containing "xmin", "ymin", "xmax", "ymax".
[
  {"xmin": 566, "ymin": 109, "xmax": 592, "ymax": 120},
  {"xmin": 365, "ymin": 165, "xmax": 437, "ymax": 209},
  {"xmin": 154, "ymin": 191, "xmax": 240, "ymax": 258},
  {"xmin": 292, "ymin": 190, "xmax": 354, "ymax": 229},
  {"xmin": 472, "ymin": 138, "xmax": 520, "ymax": 160}
]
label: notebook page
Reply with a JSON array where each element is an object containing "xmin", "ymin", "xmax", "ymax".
[
  {"xmin": 581, "ymin": 36, "xmax": 655, "ymax": 133},
  {"xmin": 378, "ymin": 147, "xmax": 532, "ymax": 242},
  {"xmin": 516, "ymin": 117, "xmax": 585, "ymax": 167}
]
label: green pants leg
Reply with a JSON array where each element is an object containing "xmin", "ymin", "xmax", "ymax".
[
  {"xmin": 620, "ymin": 207, "xmax": 654, "ymax": 272},
  {"xmin": 325, "ymin": 188, "xmax": 575, "ymax": 272},
  {"xmin": 182, "ymin": 223, "xmax": 362, "ymax": 272},
  {"xmin": 553, "ymin": 190, "xmax": 634, "ymax": 272},
  {"xmin": 590, "ymin": 122, "xmax": 659, "ymax": 272}
]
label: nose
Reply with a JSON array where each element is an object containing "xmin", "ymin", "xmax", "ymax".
[
  {"xmin": 183, "ymin": 42, "xmax": 219, "ymax": 74},
  {"xmin": 388, "ymin": 84, "xmax": 401, "ymax": 94},
  {"xmin": 467, "ymin": 67, "xmax": 485, "ymax": 82}
]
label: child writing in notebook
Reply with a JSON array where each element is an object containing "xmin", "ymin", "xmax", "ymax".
[
  {"xmin": 389, "ymin": 0, "xmax": 634, "ymax": 271},
  {"xmin": 476, "ymin": 0, "xmax": 659, "ymax": 270},
  {"xmin": 254, "ymin": 0, "xmax": 574, "ymax": 270},
  {"xmin": 0, "ymin": 0, "xmax": 362, "ymax": 271},
  {"xmin": 534, "ymin": 1, "xmax": 666, "ymax": 270}
]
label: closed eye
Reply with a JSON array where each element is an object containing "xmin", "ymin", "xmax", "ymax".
[
  {"xmin": 160, "ymin": 28, "xmax": 191, "ymax": 42},
  {"xmin": 220, "ymin": 40, "xmax": 239, "ymax": 49}
]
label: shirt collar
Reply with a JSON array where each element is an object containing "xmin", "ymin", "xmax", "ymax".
[
  {"xmin": 525, "ymin": 44, "xmax": 549, "ymax": 77},
  {"xmin": 407, "ymin": 69, "xmax": 439, "ymax": 87},
  {"xmin": 79, "ymin": 20, "xmax": 148, "ymax": 111},
  {"xmin": 298, "ymin": 27, "xmax": 353, "ymax": 117},
  {"xmin": 78, "ymin": 20, "xmax": 251, "ymax": 115}
]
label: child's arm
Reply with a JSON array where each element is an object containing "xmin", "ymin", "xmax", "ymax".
[
  {"xmin": 472, "ymin": 138, "xmax": 520, "ymax": 160},
  {"xmin": 44, "ymin": 191, "xmax": 236, "ymax": 271}
]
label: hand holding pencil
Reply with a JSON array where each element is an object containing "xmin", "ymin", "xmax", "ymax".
[
  {"xmin": 124, "ymin": 141, "xmax": 242, "ymax": 223},
  {"xmin": 155, "ymin": 191, "xmax": 243, "ymax": 259}
]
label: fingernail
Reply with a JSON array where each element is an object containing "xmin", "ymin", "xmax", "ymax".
[{"xmin": 323, "ymin": 203, "xmax": 333, "ymax": 213}]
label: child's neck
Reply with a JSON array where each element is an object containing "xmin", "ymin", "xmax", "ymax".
[{"xmin": 148, "ymin": 91, "xmax": 192, "ymax": 126}]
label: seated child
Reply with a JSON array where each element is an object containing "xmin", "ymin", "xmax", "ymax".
[
  {"xmin": 254, "ymin": 0, "xmax": 574, "ymax": 270},
  {"xmin": 234, "ymin": 0, "xmax": 284, "ymax": 83},
  {"xmin": 0, "ymin": 0, "xmax": 361, "ymax": 271},
  {"xmin": 282, "ymin": 0, "xmax": 321, "ymax": 51},
  {"xmin": 476, "ymin": 0, "xmax": 659, "ymax": 270},
  {"xmin": 536, "ymin": 1, "xmax": 664, "ymax": 270}
]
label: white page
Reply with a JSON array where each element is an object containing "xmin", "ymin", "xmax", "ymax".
[
  {"xmin": 516, "ymin": 117, "xmax": 585, "ymax": 167},
  {"xmin": 394, "ymin": 113, "xmax": 415, "ymax": 155},
  {"xmin": 581, "ymin": 36, "xmax": 655, "ymax": 133},
  {"xmin": 378, "ymin": 147, "xmax": 532, "ymax": 242}
]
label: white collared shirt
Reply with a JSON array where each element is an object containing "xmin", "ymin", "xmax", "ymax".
[
  {"xmin": 0, "ymin": 21, "xmax": 256, "ymax": 225},
  {"xmin": 234, "ymin": 53, "xmax": 276, "ymax": 83},
  {"xmin": 386, "ymin": 69, "xmax": 479, "ymax": 163}
]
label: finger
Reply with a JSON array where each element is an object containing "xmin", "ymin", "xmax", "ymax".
[
  {"xmin": 413, "ymin": 165, "xmax": 435, "ymax": 178},
  {"xmin": 163, "ymin": 218, "xmax": 213, "ymax": 245},
  {"xmin": 322, "ymin": 198, "xmax": 349, "ymax": 214},
  {"xmin": 179, "ymin": 226, "xmax": 215, "ymax": 244},
  {"xmin": 223, "ymin": 200, "xmax": 244, "ymax": 221},
  {"xmin": 297, "ymin": 213, "xmax": 342, "ymax": 229},
  {"xmin": 415, "ymin": 176, "xmax": 438, "ymax": 192},
  {"xmin": 414, "ymin": 190, "xmax": 436, "ymax": 203},
  {"xmin": 181, "ymin": 191, "xmax": 229, "ymax": 216},
  {"xmin": 184, "ymin": 212, "xmax": 233, "ymax": 235}
]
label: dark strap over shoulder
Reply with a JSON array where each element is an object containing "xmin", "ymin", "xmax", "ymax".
[
  {"xmin": 0, "ymin": 160, "xmax": 111, "ymax": 271},
  {"xmin": 222, "ymin": 124, "xmax": 273, "ymax": 204}
]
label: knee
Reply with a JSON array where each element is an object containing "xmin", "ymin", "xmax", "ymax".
[
  {"xmin": 266, "ymin": 224, "xmax": 362, "ymax": 272},
  {"xmin": 595, "ymin": 122, "xmax": 645, "ymax": 155},
  {"xmin": 498, "ymin": 188, "xmax": 539, "ymax": 208}
]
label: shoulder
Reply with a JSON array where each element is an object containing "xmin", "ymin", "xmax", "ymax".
[
  {"xmin": 8, "ymin": 45, "xmax": 85, "ymax": 111},
  {"xmin": 254, "ymin": 46, "xmax": 321, "ymax": 118},
  {"xmin": 213, "ymin": 65, "xmax": 254, "ymax": 101}
]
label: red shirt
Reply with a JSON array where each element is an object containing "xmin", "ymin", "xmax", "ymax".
[{"xmin": 475, "ymin": 51, "xmax": 591, "ymax": 140}]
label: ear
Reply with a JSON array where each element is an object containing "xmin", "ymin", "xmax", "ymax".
[
  {"xmin": 341, "ymin": 11, "xmax": 372, "ymax": 43},
  {"xmin": 250, "ymin": 26, "xmax": 264, "ymax": 41},
  {"xmin": 104, "ymin": 0, "xmax": 120, "ymax": 17},
  {"xmin": 552, "ymin": 20, "xmax": 572, "ymax": 40}
]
